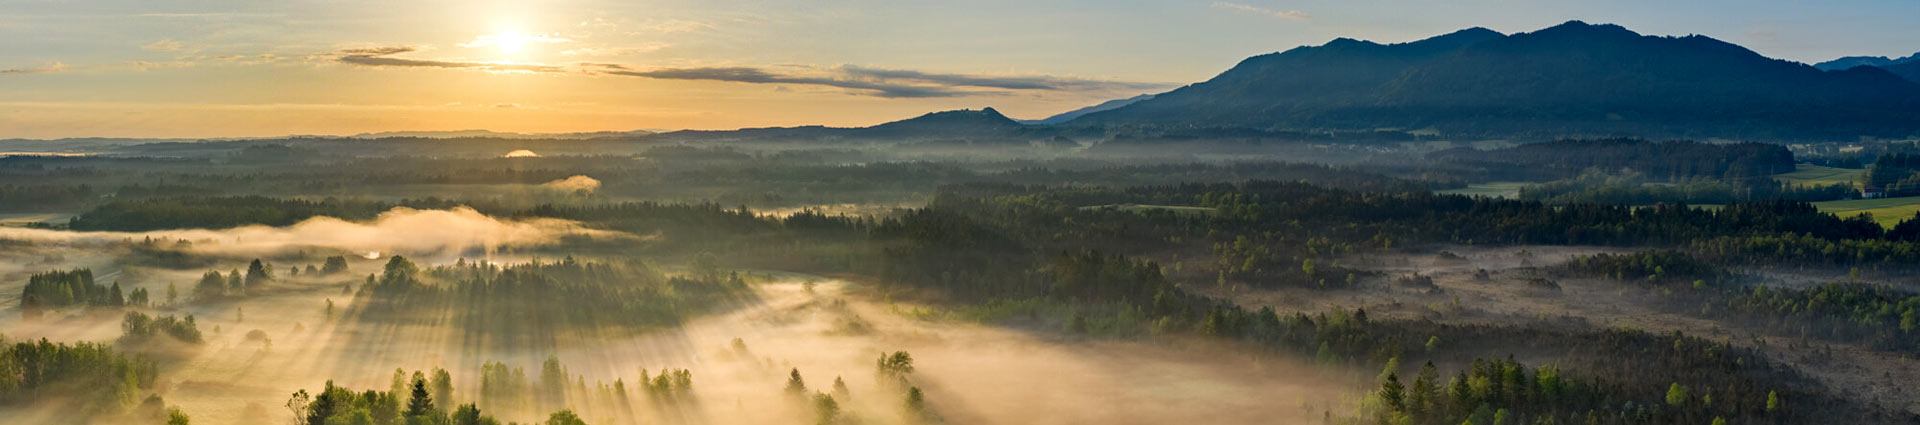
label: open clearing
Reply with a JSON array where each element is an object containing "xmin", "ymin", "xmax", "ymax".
[
  {"xmin": 1775, "ymin": 164, "xmax": 1861, "ymax": 187},
  {"xmin": 1435, "ymin": 182, "xmax": 1528, "ymax": 198},
  {"xmin": 1814, "ymin": 197, "xmax": 1920, "ymax": 227}
]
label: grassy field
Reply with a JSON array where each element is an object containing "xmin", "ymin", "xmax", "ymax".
[
  {"xmin": 1814, "ymin": 197, "xmax": 1920, "ymax": 228},
  {"xmin": 1436, "ymin": 181, "xmax": 1529, "ymax": 198},
  {"xmin": 1775, "ymin": 164, "xmax": 1861, "ymax": 187}
]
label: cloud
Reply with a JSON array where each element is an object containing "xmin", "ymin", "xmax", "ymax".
[
  {"xmin": 839, "ymin": 65, "xmax": 1168, "ymax": 92},
  {"xmin": 330, "ymin": 46, "xmax": 565, "ymax": 73},
  {"xmin": 125, "ymin": 61, "xmax": 195, "ymax": 71},
  {"xmin": 142, "ymin": 40, "xmax": 183, "ymax": 51},
  {"xmin": 541, "ymin": 175, "xmax": 602, "ymax": 193},
  {"xmin": 593, "ymin": 64, "xmax": 967, "ymax": 98},
  {"xmin": 640, "ymin": 19, "xmax": 712, "ymax": 33},
  {"xmin": 338, "ymin": 46, "xmax": 415, "ymax": 56},
  {"xmin": 1211, "ymin": 2, "xmax": 1310, "ymax": 20},
  {"xmin": 1, "ymin": 62, "xmax": 68, "ymax": 74},
  {"xmin": 590, "ymin": 64, "xmax": 1171, "ymax": 98}
]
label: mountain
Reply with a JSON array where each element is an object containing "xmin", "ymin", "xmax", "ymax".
[
  {"xmin": 1813, "ymin": 53, "xmax": 1919, "ymax": 71},
  {"xmin": 1020, "ymin": 95, "xmax": 1155, "ymax": 125},
  {"xmin": 1882, "ymin": 61, "xmax": 1920, "ymax": 84},
  {"xmin": 1075, "ymin": 21, "xmax": 1920, "ymax": 140},
  {"xmin": 644, "ymin": 106, "xmax": 1084, "ymax": 145},
  {"xmin": 863, "ymin": 107, "xmax": 1025, "ymax": 136}
]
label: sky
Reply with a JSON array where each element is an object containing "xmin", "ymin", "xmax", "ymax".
[{"xmin": 1, "ymin": 0, "xmax": 1917, "ymax": 139}]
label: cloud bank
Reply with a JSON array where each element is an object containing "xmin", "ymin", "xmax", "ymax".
[
  {"xmin": 0, "ymin": 207, "xmax": 619, "ymax": 259},
  {"xmin": 541, "ymin": 175, "xmax": 602, "ymax": 193}
]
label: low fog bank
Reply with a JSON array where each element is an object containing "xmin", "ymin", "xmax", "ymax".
[
  {"xmin": 0, "ymin": 207, "xmax": 617, "ymax": 260},
  {"xmin": 6, "ymin": 275, "xmax": 1356, "ymax": 425}
]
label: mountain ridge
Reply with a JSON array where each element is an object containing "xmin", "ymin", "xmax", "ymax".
[{"xmin": 1073, "ymin": 20, "xmax": 1920, "ymax": 140}]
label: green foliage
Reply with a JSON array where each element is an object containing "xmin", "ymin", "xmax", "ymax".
[
  {"xmin": 0, "ymin": 337, "xmax": 160, "ymax": 414},
  {"xmin": 1433, "ymin": 139, "xmax": 1796, "ymax": 183},
  {"xmin": 1553, "ymin": 251, "xmax": 1730, "ymax": 284},
  {"xmin": 1665, "ymin": 383, "xmax": 1689, "ymax": 406},
  {"xmin": 544, "ymin": 409, "xmax": 587, "ymax": 425},
  {"xmin": 356, "ymin": 257, "xmax": 750, "ymax": 339},
  {"xmin": 120, "ymin": 311, "xmax": 203, "ymax": 343},
  {"xmin": 19, "ymin": 269, "xmax": 107, "ymax": 313},
  {"xmin": 1718, "ymin": 283, "xmax": 1920, "ymax": 355},
  {"xmin": 876, "ymin": 351, "xmax": 915, "ymax": 381},
  {"xmin": 811, "ymin": 393, "xmax": 840, "ymax": 425}
]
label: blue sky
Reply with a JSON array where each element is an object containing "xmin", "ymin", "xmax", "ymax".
[{"xmin": 1, "ymin": 0, "xmax": 1916, "ymax": 138}]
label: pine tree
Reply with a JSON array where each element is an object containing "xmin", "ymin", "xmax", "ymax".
[
  {"xmin": 904, "ymin": 386, "xmax": 928, "ymax": 418},
  {"xmin": 786, "ymin": 369, "xmax": 807, "ymax": 396},
  {"xmin": 245, "ymin": 259, "xmax": 274, "ymax": 291},
  {"xmin": 452, "ymin": 404, "xmax": 482, "ymax": 425},
  {"xmin": 1410, "ymin": 362, "xmax": 1439, "ymax": 417},
  {"xmin": 832, "ymin": 376, "xmax": 851, "ymax": 400},
  {"xmin": 1380, "ymin": 373, "xmax": 1405, "ymax": 412},
  {"xmin": 431, "ymin": 368, "xmax": 454, "ymax": 408},
  {"xmin": 407, "ymin": 378, "xmax": 434, "ymax": 416}
]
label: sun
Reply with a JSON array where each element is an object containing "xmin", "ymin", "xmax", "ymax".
[
  {"xmin": 463, "ymin": 30, "xmax": 565, "ymax": 58},
  {"xmin": 490, "ymin": 31, "xmax": 532, "ymax": 55}
]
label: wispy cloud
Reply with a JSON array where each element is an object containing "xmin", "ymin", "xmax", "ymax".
[
  {"xmin": 125, "ymin": 60, "xmax": 194, "ymax": 71},
  {"xmin": 585, "ymin": 64, "xmax": 1174, "ymax": 98},
  {"xmin": 589, "ymin": 64, "xmax": 967, "ymax": 98},
  {"xmin": 1211, "ymin": 2, "xmax": 1310, "ymax": 20},
  {"xmin": 1, "ymin": 62, "xmax": 68, "ymax": 74},
  {"xmin": 640, "ymin": 19, "xmax": 712, "ymax": 33},
  {"xmin": 318, "ymin": 45, "xmax": 1167, "ymax": 98},
  {"xmin": 142, "ymin": 40, "xmax": 183, "ymax": 51},
  {"xmin": 329, "ymin": 46, "xmax": 565, "ymax": 73},
  {"xmin": 839, "ymin": 65, "xmax": 1167, "ymax": 92},
  {"xmin": 136, "ymin": 12, "xmax": 273, "ymax": 18}
]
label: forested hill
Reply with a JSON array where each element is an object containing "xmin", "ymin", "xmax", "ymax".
[
  {"xmin": 1073, "ymin": 21, "xmax": 1920, "ymax": 141},
  {"xmin": 1427, "ymin": 139, "xmax": 1796, "ymax": 181}
]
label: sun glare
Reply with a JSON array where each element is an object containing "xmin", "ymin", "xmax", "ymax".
[
  {"xmin": 491, "ymin": 31, "xmax": 530, "ymax": 55},
  {"xmin": 462, "ymin": 30, "xmax": 567, "ymax": 58}
]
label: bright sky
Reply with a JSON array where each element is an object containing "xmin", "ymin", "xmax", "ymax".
[{"xmin": 2, "ymin": 0, "xmax": 1917, "ymax": 139}]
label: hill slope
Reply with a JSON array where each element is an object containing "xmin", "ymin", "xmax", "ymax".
[{"xmin": 1021, "ymin": 95, "xmax": 1155, "ymax": 125}]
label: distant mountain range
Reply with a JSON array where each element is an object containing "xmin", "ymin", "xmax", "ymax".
[
  {"xmin": 1813, "ymin": 53, "xmax": 1920, "ymax": 72},
  {"xmin": 348, "ymin": 129, "xmax": 655, "ymax": 139},
  {"xmin": 1071, "ymin": 21, "xmax": 1920, "ymax": 140},
  {"xmin": 1814, "ymin": 52, "xmax": 1920, "ymax": 84}
]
